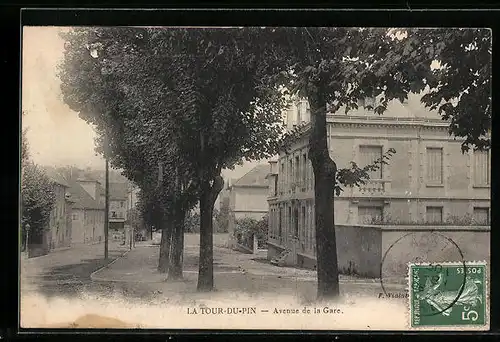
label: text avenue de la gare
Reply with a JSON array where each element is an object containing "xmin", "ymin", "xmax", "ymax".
[{"xmin": 187, "ymin": 307, "xmax": 342, "ymax": 315}]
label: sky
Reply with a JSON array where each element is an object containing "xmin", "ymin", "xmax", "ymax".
[{"xmin": 21, "ymin": 26, "xmax": 265, "ymax": 180}]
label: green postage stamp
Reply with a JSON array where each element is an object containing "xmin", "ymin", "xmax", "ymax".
[{"xmin": 408, "ymin": 261, "xmax": 488, "ymax": 329}]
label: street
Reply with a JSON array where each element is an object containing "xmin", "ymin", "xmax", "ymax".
[
  {"xmin": 20, "ymin": 241, "xmax": 155, "ymax": 301},
  {"xmin": 20, "ymin": 234, "xmax": 410, "ymax": 328},
  {"xmin": 21, "ymin": 234, "xmax": 406, "ymax": 305}
]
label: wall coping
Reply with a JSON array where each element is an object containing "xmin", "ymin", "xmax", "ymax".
[{"xmin": 335, "ymin": 224, "xmax": 490, "ymax": 232}]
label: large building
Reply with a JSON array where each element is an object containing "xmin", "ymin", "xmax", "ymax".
[{"xmin": 266, "ymin": 93, "xmax": 490, "ymax": 273}]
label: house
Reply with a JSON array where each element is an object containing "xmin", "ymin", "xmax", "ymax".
[
  {"xmin": 267, "ymin": 94, "xmax": 490, "ymax": 272},
  {"xmin": 226, "ymin": 165, "xmax": 269, "ymax": 220},
  {"xmin": 109, "ymin": 182, "xmax": 129, "ymax": 230},
  {"xmin": 29, "ymin": 166, "xmax": 74, "ymax": 257},
  {"xmin": 65, "ymin": 175, "xmax": 106, "ymax": 244},
  {"xmin": 224, "ymin": 164, "xmax": 269, "ymax": 249}
]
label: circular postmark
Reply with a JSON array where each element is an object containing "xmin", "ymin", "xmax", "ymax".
[{"xmin": 379, "ymin": 231, "xmax": 468, "ymax": 317}]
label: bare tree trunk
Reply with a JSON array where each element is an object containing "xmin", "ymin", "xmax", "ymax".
[
  {"xmin": 157, "ymin": 214, "xmax": 173, "ymax": 274},
  {"xmin": 308, "ymin": 92, "xmax": 340, "ymax": 300},
  {"xmin": 197, "ymin": 175, "xmax": 224, "ymax": 291},
  {"xmin": 167, "ymin": 209, "xmax": 187, "ymax": 281}
]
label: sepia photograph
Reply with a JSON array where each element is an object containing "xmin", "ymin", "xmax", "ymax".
[{"xmin": 20, "ymin": 25, "xmax": 491, "ymax": 330}]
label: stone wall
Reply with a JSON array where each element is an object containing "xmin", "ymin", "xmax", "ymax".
[
  {"xmin": 380, "ymin": 226, "xmax": 490, "ymax": 278},
  {"xmin": 267, "ymin": 224, "xmax": 490, "ymax": 279}
]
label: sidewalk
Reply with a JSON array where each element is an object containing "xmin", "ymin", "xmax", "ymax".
[{"xmin": 92, "ymin": 244, "xmax": 407, "ymax": 299}]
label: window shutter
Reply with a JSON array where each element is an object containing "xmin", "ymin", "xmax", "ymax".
[
  {"xmin": 359, "ymin": 146, "xmax": 383, "ymax": 179},
  {"xmin": 474, "ymin": 150, "xmax": 490, "ymax": 185},
  {"xmin": 426, "ymin": 148, "xmax": 443, "ymax": 184}
]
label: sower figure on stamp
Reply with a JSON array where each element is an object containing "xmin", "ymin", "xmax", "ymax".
[{"xmin": 417, "ymin": 273, "xmax": 483, "ymax": 316}]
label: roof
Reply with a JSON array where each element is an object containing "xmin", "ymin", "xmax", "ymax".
[
  {"xmin": 109, "ymin": 182, "xmax": 128, "ymax": 200},
  {"xmin": 86, "ymin": 169, "xmax": 130, "ymax": 184},
  {"xmin": 66, "ymin": 177, "xmax": 105, "ymax": 210},
  {"xmin": 41, "ymin": 166, "xmax": 70, "ymax": 188},
  {"xmin": 232, "ymin": 164, "xmax": 269, "ymax": 188}
]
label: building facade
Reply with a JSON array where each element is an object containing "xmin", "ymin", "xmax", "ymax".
[
  {"xmin": 227, "ymin": 164, "xmax": 270, "ymax": 220},
  {"xmin": 109, "ymin": 182, "xmax": 129, "ymax": 231},
  {"xmin": 43, "ymin": 167, "xmax": 74, "ymax": 251},
  {"xmin": 67, "ymin": 176, "xmax": 106, "ymax": 244},
  {"xmin": 267, "ymin": 94, "xmax": 491, "ymax": 268}
]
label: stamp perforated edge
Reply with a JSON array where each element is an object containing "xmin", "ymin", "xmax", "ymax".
[{"xmin": 406, "ymin": 260, "xmax": 489, "ymax": 331}]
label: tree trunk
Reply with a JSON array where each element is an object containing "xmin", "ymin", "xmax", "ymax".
[
  {"xmin": 167, "ymin": 209, "xmax": 187, "ymax": 281},
  {"xmin": 308, "ymin": 92, "xmax": 340, "ymax": 300},
  {"xmin": 157, "ymin": 214, "xmax": 173, "ymax": 274},
  {"xmin": 197, "ymin": 175, "xmax": 224, "ymax": 291}
]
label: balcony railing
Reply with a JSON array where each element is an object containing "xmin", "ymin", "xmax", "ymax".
[{"xmin": 357, "ymin": 180, "xmax": 388, "ymax": 195}]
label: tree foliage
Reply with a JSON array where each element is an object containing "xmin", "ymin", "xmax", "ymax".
[
  {"xmin": 264, "ymin": 27, "xmax": 491, "ymax": 299},
  {"xmin": 21, "ymin": 162, "xmax": 56, "ymax": 235}
]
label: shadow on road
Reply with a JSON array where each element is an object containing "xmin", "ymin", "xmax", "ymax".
[{"xmin": 27, "ymin": 251, "xmax": 161, "ymax": 302}]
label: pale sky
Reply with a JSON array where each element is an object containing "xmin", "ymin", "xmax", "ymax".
[{"xmin": 21, "ymin": 26, "xmax": 263, "ymax": 179}]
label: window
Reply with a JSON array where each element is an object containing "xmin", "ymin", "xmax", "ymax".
[
  {"xmin": 474, "ymin": 150, "xmax": 490, "ymax": 186},
  {"xmin": 288, "ymin": 206, "xmax": 292, "ymax": 240},
  {"xmin": 288, "ymin": 160, "xmax": 293, "ymax": 191},
  {"xmin": 295, "ymin": 156, "xmax": 300, "ymax": 185},
  {"xmin": 473, "ymin": 207, "xmax": 490, "ymax": 225},
  {"xmin": 426, "ymin": 147, "xmax": 443, "ymax": 184},
  {"xmin": 294, "ymin": 208, "xmax": 299, "ymax": 237},
  {"xmin": 278, "ymin": 207, "xmax": 283, "ymax": 237},
  {"xmin": 121, "ymin": 201, "xmax": 124, "ymax": 208},
  {"xmin": 426, "ymin": 206, "xmax": 443, "ymax": 224},
  {"xmin": 359, "ymin": 145, "xmax": 383, "ymax": 179},
  {"xmin": 297, "ymin": 102, "xmax": 302, "ymax": 123},
  {"xmin": 302, "ymin": 154, "xmax": 307, "ymax": 189},
  {"xmin": 72, "ymin": 213, "xmax": 78, "ymax": 220},
  {"xmin": 280, "ymin": 162, "xmax": 285, "ymax": 194},
  {"xmin": 358, "ymin": 97, "xmax": 375, "ymax": 109},
  {"xmin": 358, "ymin": 206, "xmax": 383, "ymax": 224},
  {"xmin": 301, "ymin": 206, "xmax": 306, "ymax": 242},
  {"xmin": 274, "ymin": 176, "xmax": 278, "ymax": 196}
]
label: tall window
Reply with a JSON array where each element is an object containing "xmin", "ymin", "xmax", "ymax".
[
  {"xmin": 426, "ymin": 206, "xmax": 443, "ymax": 223},
  {"xmin": 288, "ymin": 159, "xmax": 293, "ymax": 191},
  {"xmin": 274, "ymin": 176, "xmax": 278, "ymax": 196},
  {"xmin": 288, "ymin": 206, "xmax": 292, "ymax": 240},
  {"xmin": 294, "ymin": 208, "xmax": 299, "ymax": 237},
  {"xmin": 301, "ymin": 206, "xmax": 306, "ymax": 243},
  {"xmin": 302, "ymin": 154, "xmax": 307, "ymax": 189},
  {"xmin": 295, "ymin": 156, "xmax": 300, "ymax": 185},
  {"xmin": 426, "ymin": 147, "xmax": 443, "ymax": 184},
  {"xmin": 278, "ymin": 207, "xmax": 282, "ymax": 238},
  {"xmin": 359, "ymin": 145, "xmax": 383, "ymax": 179},
  {"xmin": 280, "ymin": 162, "xmax": 285, "ymax": 194},
  {"xmin": 358, "ymin": 206, "xmax": 383, "ymax": 224},
  {"xmin": 473, "ymin": 207, "xmax": 490, "ymax": 225},
  {"xmin": 474, "ymin": 150, "xmax": 490, "ymax": 186}
]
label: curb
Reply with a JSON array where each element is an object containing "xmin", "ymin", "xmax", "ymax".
[{"xmin": 90, "ymin": 249, "xmax": 131, "ymax": 282}]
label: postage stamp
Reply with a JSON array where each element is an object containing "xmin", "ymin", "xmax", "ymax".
[{"xmin": 408, "ymin": 261, "xmax": 488, "ymax": 329}]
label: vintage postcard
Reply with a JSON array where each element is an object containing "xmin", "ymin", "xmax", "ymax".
[{"xmin": 20, "ymin": 25, "xmax": 491, "ymax": 331}]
